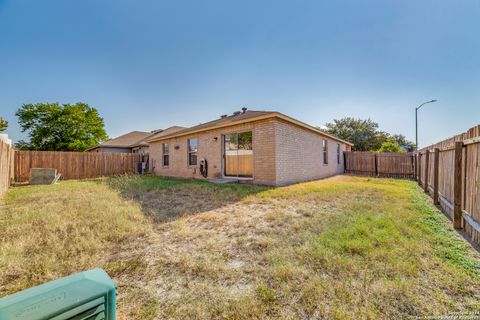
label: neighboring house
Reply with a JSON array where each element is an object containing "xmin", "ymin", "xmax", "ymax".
[
  {"xmin": 147, "ymin": 109, "xmax": 353, "ymax": 186},
  {"xmin": 87, "ymin": 130, "xmax": 160, "ymax": 154}
]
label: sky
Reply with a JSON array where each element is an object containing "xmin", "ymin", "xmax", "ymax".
[{"xmin": 0, "ymin": 0, "xmax": 479, "ymax": 148}]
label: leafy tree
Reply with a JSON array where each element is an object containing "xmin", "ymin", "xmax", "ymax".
[
  {"xmin": 324, "ymin": 117, "xmax": 415, "ymax": 152},
  {"xmin": 378, "ymin": 138, "xmax": 404, "ymax": 153},
  {"xmin": 0, "ymin": 117, "xmax": 7, "ymax": 133},
  {"xmin": 392, "ymin": 134, "xmax": 416, "ymax": 152},
  {"xmin": 15, "ymin": 102, "xmax": 107, "ymax": 151},
  {"xmin": 324, "ymin": 117, "xmax": 390, "ymax": 151}
]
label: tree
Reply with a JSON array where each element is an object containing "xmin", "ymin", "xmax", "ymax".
[
  {"xmin": 0, "ymin": 117, "xmax": 7, "ymax": 133},
  {"xmin": 15, "ymin": 102, "xmax": 107, "ymax": 151},
  {"xmin": 378, "ymin": 138, "xmax": 404, "ymax": 153},
  {"xmin": 324, "ymin": 117, "xmax": 390, "ymax": 151},
  {"xmin": 392, "ymin": 134, "xmax": 416, "ymax": 152}
]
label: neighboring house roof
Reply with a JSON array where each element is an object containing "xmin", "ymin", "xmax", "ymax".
[
  {"xmin": 146, "ymin": 126, "xmax": 186, "ymax": 142},
  {"xmin": 146, "ymin": 110, "xmax": 353, "ymax": 146},
  {"xmin": 87, "ymin": 130, "xmax": 159, "ymax": 151}
]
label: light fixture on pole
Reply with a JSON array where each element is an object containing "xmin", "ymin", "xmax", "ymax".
[{"xmin": 415, "ymin": 99, "xmax": 437, "ymax": 150}]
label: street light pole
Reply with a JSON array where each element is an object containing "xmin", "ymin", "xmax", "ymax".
[{"xmin": 415, "ymin": 100, "xmax": 437, "ymax": 150}]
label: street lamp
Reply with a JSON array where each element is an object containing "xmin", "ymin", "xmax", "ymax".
[{"xmin": 416, "ymin": 99, "xmax": 437, "ymax": 150}]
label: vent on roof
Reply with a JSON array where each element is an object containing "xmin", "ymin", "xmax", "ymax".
[
  {"xmin": 233, "ymin": 111, "xmax": 241, "ymax": 116},
  {"xmin": 242, "ymin": 107, "xmax": 247, "ymax": 113},
  {"xmin": 220, "ymin": 114, "xmax": 227, "ymax": 118}
]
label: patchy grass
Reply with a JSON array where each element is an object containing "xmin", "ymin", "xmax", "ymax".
[
  {"xmin": 106, "ymin": 175, "xmax": 266, "ymax": 222},
  {"xmin": 0, "ymin": 180, "xmax": 152, "ymax": 296},
  {"xmin": 1, "ymin": 175, "xmax": 480, "ymax": 319}
]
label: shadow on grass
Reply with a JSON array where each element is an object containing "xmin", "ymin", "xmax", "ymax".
[{"xmin": 105, "ymin": 175, "xmax": 268, "ymax": 223}]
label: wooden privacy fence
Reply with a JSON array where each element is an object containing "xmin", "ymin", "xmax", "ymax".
[
  {"xmin": 418, "ymin": 124, "xmax": 480, "ymax": 246},
  {"xmin": 344, "ymin": 152, "xmax": 415, "ymax": 178},
  {"xmin": 14, "ymin": 151, "xmax": 148, "ymax": 182},
  {"xmin": 0, "ymin": 138, "xmax": 14, "ymax": 197}
]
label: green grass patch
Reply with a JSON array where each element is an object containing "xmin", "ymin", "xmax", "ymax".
[{"xmin": 1, "ymin": 175, "xmax": 480, "ymax": 319}]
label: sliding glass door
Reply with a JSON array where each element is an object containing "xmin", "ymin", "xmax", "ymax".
[{"xmin": 224, "ymin": 131, "xmax": 253, "ymax": 178}]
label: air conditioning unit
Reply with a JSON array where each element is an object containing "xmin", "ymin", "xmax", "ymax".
[
  {"xmin": 0, "ymin": 268, "xmax": 116, "ymax": 320},
  {"xmin": 137, "ymin": 161, "xmax": 147, "ymax": 174}
]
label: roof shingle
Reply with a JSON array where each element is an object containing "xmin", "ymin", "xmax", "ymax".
[
  {"xmin": 146, "ymin": 109, "xmax": 353, "ymax": 146},
  {"xmin": 96, "ymin": 131, "xmax": 154, "ymax": 148},
  {"xmin": 147, "ymin": 110, "xmax": 274, "ymax": 142}
]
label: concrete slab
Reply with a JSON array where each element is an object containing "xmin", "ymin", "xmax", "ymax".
[{"xmin": 207, "ymin": 178, "xmax": 239, "ymax": 184}]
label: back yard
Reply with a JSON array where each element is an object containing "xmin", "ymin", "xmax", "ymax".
[{"xmin": 1, "ymin": 175, "xmax": 479, "ymax": 319}]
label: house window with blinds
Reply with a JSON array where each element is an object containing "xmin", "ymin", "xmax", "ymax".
[
  {"xmin": 162, "ymin": 143, "xmax": 169, "ymax": 166},
  {"xmin": 188, "ymin": 138, "xmax": 198, "ymax": 166},
  {"xmin": 323, "ymin": 139, "xmax": 328, "ymax": 165}
]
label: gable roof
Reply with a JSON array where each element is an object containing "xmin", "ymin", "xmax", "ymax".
[
  {"xmin": 146, "ymin": 110, "xmax": 353, "ymax": 146},
  {"xmin": 88, "ymin": 131, "xmax": 157, "ymax": 150}
]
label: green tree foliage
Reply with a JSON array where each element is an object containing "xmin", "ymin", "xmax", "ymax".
[
  {"xmin": 392, "ymin": 134, "xmax": 416, "ymax": 152},
  {"xmin": 324, "ymin": 117, "xmax": 390, "ymax": 151},
  {"xmin": 378, "ymin": 138, "xmax": 405, "ymax": 153},
  {"xmin": 15, "ymin": 102, "xmax": 107, "ymax": 151},
  {"xmin": 0, "ymin": 117, "xmax": 8, "ymax": 133},
  {"xmin": 324, "ymin": 117, "xmax": 414, "ymax": 152}
]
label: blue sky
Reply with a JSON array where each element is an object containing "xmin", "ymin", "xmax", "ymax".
[{"xmin": 0, "ymin": 0, "xmax": 479, "ymax": 147}]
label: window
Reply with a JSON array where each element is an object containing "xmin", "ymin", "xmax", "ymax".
[
  {"xmin": 337, "ymin": 144, "xmax": 341, "ymax": 164},
  {"xmin": 323, "ymin": 139, "xmax": 328, "ymax": 165},
  {"xmin": 162, "ymin": 143, "xmax": 169, "ymax": 166},
  {"xmin": 187, "ymin": 138, "xmax": 198, "ymax": 166}
]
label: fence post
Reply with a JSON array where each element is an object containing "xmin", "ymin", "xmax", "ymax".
[
  {"xmin": 418, "ymin": 152, "xmax": 422, "ymax": 186},
  {"xmin": 374, "ymin": 153, "xmax": 378, "ymax": 177},
  {"xmin": 413, "ymin": 153, "xmax": 417, "ymax": 180},
  {"xmin": 424, "ymin": 150, "xmax": 430, "ymax": 193},
  {"xmin": 433, "ymin": 148, "xmax": 439, "ymax": 205},
  {"xmin": 453, "ymin": 141, "xmax": 463, "ymax": 229}
]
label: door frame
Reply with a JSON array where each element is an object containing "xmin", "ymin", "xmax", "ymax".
[{"xmin": 221, "ymin": 131, "xmax": 254, "ymax": 179}]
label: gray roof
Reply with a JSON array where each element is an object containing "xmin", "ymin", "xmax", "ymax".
[{"xmin": 88, "ymin": 130, "xmax": 157, "ymax": 150}]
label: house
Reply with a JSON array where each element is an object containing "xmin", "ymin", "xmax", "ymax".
[
  {"xmin": 87, "ymin": 130, "xmax": 159, "ymax": 154},
  {"xmin": 142, "ymin": 125, "xmax": 186, "ymax": 156},
  {"xmin": 147, "ymin": 109, "xmax": 353, "ymax": 186}
]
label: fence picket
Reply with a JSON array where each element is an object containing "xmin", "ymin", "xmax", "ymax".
[
  {"xmin": 0, "ymin": 139, "xmax": 14, "ymax": 197},
  {"xmin": 344, "ymin": 152, "xmax": 415, "ymax": 178},
  {"xmin": 419, "ymin": 124, "xmax": 480, "ymax": 246},
  {"xmin": 13, "ymin": 151, "xmax": 147, "ymax": 182}
]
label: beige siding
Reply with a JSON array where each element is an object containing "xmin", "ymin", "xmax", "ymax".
[
  {"xmin": 149, "ymin": 119, "xmax": 277, "ymax": 185},
  {"xmin": 91, "ymin": 147, "xmax": 132, "ymax": 153},
  {"xmin": 274, "ymin": 119, "xmax": 346, "ymax": 185},
  {"xmin": 132, "ymin": 146, "xmax": 149, "ymax": 154}
]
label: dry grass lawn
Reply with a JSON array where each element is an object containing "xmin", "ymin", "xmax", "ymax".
[{"xmin": 1, "ymin": 175, "xmax": 480, "ymax": 319}]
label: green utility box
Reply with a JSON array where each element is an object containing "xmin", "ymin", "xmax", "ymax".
[{"xmin": 0, "ymin": 269, "xmax": 116, "ymax": 320}]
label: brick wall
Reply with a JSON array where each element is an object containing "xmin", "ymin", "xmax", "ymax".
[
  {"xmin": 149, "ymin": 117, "xmax": 350, "ymax": 186},
  {"xmin": 149, "ymin": 119, "xmax": 277, "ymax": 185},
  {"xmin": 274, "ymin": 119, "xmax": 347, "ymax": 185}
]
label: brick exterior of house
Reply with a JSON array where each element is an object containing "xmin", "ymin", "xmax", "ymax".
[
  {"xmin": 149, "ymin": 113, "xmax": 352, "ymax": 186},
  {"xmin": 274, "ymin": 119, "xmax": 347, "ymax": 185},
  {"xmin": 149, "ymin": 119, "xmax": 277, "ymax": 185}
]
